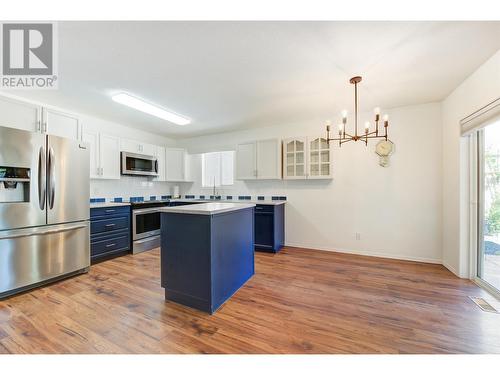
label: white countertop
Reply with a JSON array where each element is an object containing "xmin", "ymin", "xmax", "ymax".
[
  {"xmin": 90, "ymin": 202, "xmax": 131, "ymax": 208},
  {"xmin": 159, "ymin": 202, "xmax": 255, "ymax": 215},
  {"xmin": 170, "ymin": 198, "xmax": 286, "ymax": 206}
]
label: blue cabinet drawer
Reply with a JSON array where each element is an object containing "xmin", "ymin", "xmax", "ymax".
[
  {"xmin": 255, "ymin": 204, "xmax": 274, "ymax": 213},
  {"xmin": 91, "ymin": 205, "xmax": 130, "ymax": 218},
  {"xmin": 91, "ymin": 234, "xmax": 130, "ymax": 257},
  {"xmin": 91, "ymin": 216, "xmax": 129, "ymax": 235}
]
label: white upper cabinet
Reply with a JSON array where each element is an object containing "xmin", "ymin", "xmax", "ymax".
[
  {"xmin": 283, "ymin": 136, "xmax": 332, "ymax": 180},
  {"xmin": 82, "ymin": 130, "xmax": 100, "ymax": 179},
  {"xmin": 43, "ymin": 108, "xmax": 80, "ymax": 140},
  {"xmin": 154, "ymin": 146, "xmax": 167, "ymax": 182},
  {"xmin": 283, "ymin": 137, "xmax": 307, "ymax": 179},
  {"xmin": 165, "ymin": 148, "xmax": 186, "ymax": 181},
  {"xmin": 236, "ymin": 139, "xmax": 282, "ymax": 180},
  {"xmin": 0, "ymin": 95, "xmax": 41, "ymax": 132},
  {"xmin": 82, "ymin": 129, "xmax": 120, "ymax": 180},
  {"xmin": 99, "ymin": 134, "xmax": 121, "ymax": 179},
  {"xmin": 120, "ymin": 138, "xmax": 156, "ymax": 156},
  {"xmin": 256, "ymin": 139, "xmax": 282, "ymax": 179},
  {"xmin": 308, "ymin": 136, "xmax": 332, "ymax": 179},
  {"xmin": 236, "ymin": 142, "xmax": 257, "ymax": 180}
]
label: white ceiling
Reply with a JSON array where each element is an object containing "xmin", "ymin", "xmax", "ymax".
[{"xmin": 8, "ymin": 21, "xmax": 500, "ymax": 138}]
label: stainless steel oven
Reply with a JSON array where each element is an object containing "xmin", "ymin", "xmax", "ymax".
[
  {"xmin": 131, "ymin": 201, "xmax": 168, "ymax": 254},
  {"xmin": 121, "ymin": 152, "xmax": 158, "ymax": 176}
]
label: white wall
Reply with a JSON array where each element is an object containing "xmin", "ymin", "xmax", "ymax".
[
  {"xmin": 178, "ymin": 102, "xmax": 443, "ymax": 263},
  {"xmin": 441, "ymin": 49, "xmax": 500, "ymax": 277}
]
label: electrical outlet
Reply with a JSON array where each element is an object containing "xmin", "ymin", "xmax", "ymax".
[{"xmin": 355, "ymin": 232, "xmax": 361, "ymax": 240}]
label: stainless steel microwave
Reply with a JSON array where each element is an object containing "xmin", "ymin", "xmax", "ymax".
[{"xmin": 121, "ymin": 151, "xmax": 159, "ymax": 176}]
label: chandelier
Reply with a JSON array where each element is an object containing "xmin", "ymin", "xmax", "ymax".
[{"xmin": 326, "ymin": 76, "xmax": 389, "ymax": 147}]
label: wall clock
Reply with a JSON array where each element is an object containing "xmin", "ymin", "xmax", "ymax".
[{"xmin": 375, "ymin": 140, "xmax": 394, "ymax": 167}]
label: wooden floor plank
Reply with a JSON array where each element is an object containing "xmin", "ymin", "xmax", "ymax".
[{"xmin": 1, "ymin": 246, "xmax": 499, "ymax": 354}]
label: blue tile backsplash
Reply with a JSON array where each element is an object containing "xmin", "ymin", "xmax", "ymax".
[{"xmin": 90, "ymin": 197, "xmax": 105, "ymax": 203}]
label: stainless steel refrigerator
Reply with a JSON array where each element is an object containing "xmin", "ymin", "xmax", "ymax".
[{"xmin": 0, "ymin": 126, "xmax": 90, "ymax": 298}]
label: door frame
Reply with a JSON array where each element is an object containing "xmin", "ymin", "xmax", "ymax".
[{"xmin": 470, "ymin": 126, "xmax": 500, "ymax": 300}]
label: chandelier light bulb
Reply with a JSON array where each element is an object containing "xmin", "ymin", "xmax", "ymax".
[
  {"xmin": 365, "ymin": 121, "xmax": 370, "ymax": 129},
  {"xmin": 374, "ymin": 107, "xmax": 381, "ymax": 115},
  {"xmin": 341, "ymin": 110, "xmax": 348, "ymax": 119},
  {"xmin": 383, "ymin": 114, "xmax": 389, "ymax": 122}
]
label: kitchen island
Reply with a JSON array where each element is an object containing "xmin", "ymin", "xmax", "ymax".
[{"xmin": 159, "ymin": 202, "xmax": 255, "ymax": 314}]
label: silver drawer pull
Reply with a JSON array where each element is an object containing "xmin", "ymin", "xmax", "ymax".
[
  {"xmin": 105, "ymin": 224, "xmax": 116, "ymax": 228},
  {"xmin": 105, "ymin": 209, "xmax": 115, "ymax": 213},
  {"xmin": 106, "ymin": 243, "xmax": 116, "ymax": 248}
]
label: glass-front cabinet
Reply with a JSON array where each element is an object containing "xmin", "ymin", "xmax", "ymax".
[
  {"xmin": 308, "ymin": 137, "xmax": 332, "ymax": 179},
  {"xmin": 283, "ymin": 136, "xmax": 332, "ymax": 180},
  {"xmin": 284, "ymin": 137, "xmax": 307, "ymax": 179}
]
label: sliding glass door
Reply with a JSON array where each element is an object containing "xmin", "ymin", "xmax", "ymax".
[{"xmin": 478, "ymin": 119, "xmax": 500, "ymax": 292}]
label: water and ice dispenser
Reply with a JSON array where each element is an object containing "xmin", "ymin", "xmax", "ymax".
[{"xmin": 0, "ymin": 166, "xmax": 31, "ymax": 203}]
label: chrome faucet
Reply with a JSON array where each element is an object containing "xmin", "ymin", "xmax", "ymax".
[{"xmin": 213, "ymin": 177, "xmax": 218, "ymax": 199}]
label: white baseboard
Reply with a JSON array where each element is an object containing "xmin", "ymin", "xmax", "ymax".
[
  {"xmin": 284, "ymin": 241, "xmax": 443, "ymax": 265},
  {"xmin": 442, "ymin": 260, "xmax": 461, "ymax": 277}
]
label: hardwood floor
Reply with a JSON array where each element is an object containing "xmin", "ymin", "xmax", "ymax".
[{"xmin": 1, "ymin": 247, "xmax": 499, "ymax": 354}]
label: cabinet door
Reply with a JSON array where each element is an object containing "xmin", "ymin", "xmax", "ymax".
[
  {"xmin": 254, "ymin": 212, "xmax": 274, "ymax": 249},
  {"xmin": 154, "ymin": 146, "xmax": 166, "ymax": 181},
  {"xmin": 256, "ymin": 139, "xmax": 281, "ymax": 179},
  {"xmin": 283, "ymin": 137, "xmax": 307, "ymax": 179},
  {"xmin": 43, "ymin": 108, "xmax": 80, "ymax": 140},
  {"xmin": 100, "ymin": 134, "xmax": 121, "ymax": 180},
  {"xmin": 141, "ymin": 143, "xmax": 157, "ymax": 157},
  {"xmin": 308, "ymin": 136, "xmax": 332, "ymax": 179},
  {"xmin": 82, "ymin": 130, "xmax": 100, "ymax": 179},
  {"xmin": 120, "ymin": 138, "xmax": 140, "ymax": 153},
  {"xmin": 0, "ymin": 95, "xmax": 41, "ymax": 132},
  {"xmin": 236, "ymin": 142, "xmax": 257, "ymax": 180},
  {"xmin": 165, "ymin": 148, "xmax": 185, "ymax": 181}
]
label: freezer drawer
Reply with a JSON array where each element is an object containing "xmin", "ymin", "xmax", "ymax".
[{"xmin": 0, "ymin": 221, "xmax": 90, "ymax": 298}]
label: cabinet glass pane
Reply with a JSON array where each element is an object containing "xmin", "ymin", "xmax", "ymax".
[
  {"xmin": 321, "ymin": 164, "xmax": 330, "ymax": 175},
  {"xmin": 310, "ymin": 151, "xmax": 319, "ymax": 164},
  {"xmin": 310, "ymin": 164, "xmax": 319, "ymax": 176},
  {"xmin": 311, "ymin": 139, "xmax": 319, "ymax": 150},
  {"xmin": 321, "ymin": 151, "xmax": 329, "ymax": 163},
  {"xmin": 287, "ymin": 165, "xmax": 295, "ymax": 176},
  {"xmin": 296, "ymin": 141, "xmax": 304, "ymax": 152},
  {"xmin": 296, "ymin": 164, "xmax": 304, "ymax": 176},
  {"xmin": 296, "ymin": 152, "xmax": 304, "ymax": 164},
  {"xmin": 287, "ymin": 152, "xmax": 294, "ymax": 165},
  {"xmin": 287, "ymin": 141, "xmax": 295, "ymax": 152}
]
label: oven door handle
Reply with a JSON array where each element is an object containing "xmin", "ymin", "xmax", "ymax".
[{"xmin": 132, "ymin": 207, "xmax": 162, "ymax": 215}]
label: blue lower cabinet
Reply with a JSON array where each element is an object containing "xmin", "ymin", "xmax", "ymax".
[
  {"xmin": 254, "ymin": 204, "xmax": 284, "ymax": 253},
  {"xmin": 90, "ymin": 206, "xmax": 131, "ymax": 263}
]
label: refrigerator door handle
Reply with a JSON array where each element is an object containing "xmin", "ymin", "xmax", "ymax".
[
  {"xmin": 0, "ymin": 222, "xmax": 88, "ymax": 240},
  {"xmin": 48, "ymin": 147, "xmax": 55, "ymax": 209},
  {"xmin": 38, "ymin": 146, "xmax": 46, "ymax": 210}
]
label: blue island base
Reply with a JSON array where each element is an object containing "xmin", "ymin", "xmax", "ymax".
[{"xmin": 161, "ymin": 206, "xmax": 255, "ymax": 314}]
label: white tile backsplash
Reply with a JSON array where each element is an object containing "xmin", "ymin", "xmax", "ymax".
[{"xmin": 90, "ymin": 175, "xmax": 180, "ymax": 201}]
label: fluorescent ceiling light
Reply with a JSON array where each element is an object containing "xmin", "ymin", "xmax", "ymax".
[{"xmin": 112, "ymin": 93, "xmax": 191, "ymax": 125}]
